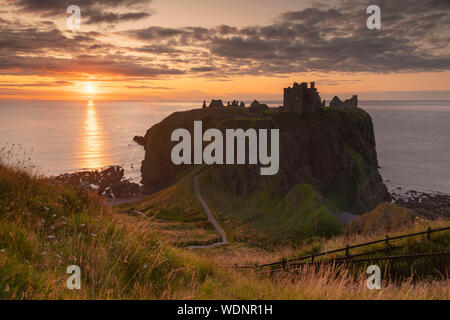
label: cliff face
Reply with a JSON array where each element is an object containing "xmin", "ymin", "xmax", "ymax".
[{"xmin": 140, "ymin": 107, "xmax": 390, "ymax": 214}]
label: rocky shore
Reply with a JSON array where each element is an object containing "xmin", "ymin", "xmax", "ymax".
[
  {"xmin": 391, "ymin": 189, "xmax": 450, "ymax": 219},
  {"xmin": 51, "ymin": 166, "xmax": 142, "ymax": 200}
]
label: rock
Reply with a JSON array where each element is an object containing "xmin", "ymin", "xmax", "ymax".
[
  {"xmin": 139, "ymin": 107, "xmax": 390, "ymax": 214},
  {"xmin": 133, "ymin": 135, "xmax": 146, "ymax": 146},
  {"xmin": 50, "ymin": 166, "xmax": 142, "ymax": 199},
  {"xmin": 391, "ymin": 190, "xmax": 450, "ymax": 219}
]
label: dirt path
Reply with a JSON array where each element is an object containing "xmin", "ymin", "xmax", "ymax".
[{"xmin": 190, "ymin": 173, "xmax": 227, "ymax": 249}]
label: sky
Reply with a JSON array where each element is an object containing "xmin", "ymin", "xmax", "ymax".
[{"xmin": 0, "ymin": 0, "xmax": 449, "ymax": 101}]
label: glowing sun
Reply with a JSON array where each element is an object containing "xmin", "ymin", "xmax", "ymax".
[{"xmin": 84, "ymin": 83, "xmax": 95, "ymax": 94}]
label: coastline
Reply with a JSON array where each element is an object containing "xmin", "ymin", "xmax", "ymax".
[
  {"xmin": 50, "ymin": 165, "xmax": 143, "ymax": 200},
  {"xmin": 48, "ymin": 153, "xmax": 450, "ymax": 220}
]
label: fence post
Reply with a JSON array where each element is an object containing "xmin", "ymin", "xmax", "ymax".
[
  {"xmin": 311, "ymin": 254, "xmax": 314, "ymax": 264},
  {"xmin": 385, "ymin": 234, "xmax": 389, "ymax": 245},
  {"xmin": 282, "ymin": 259, "xmax": 287, "ymax": 271},
  {"xmin": 346, "ymin": 244, "xmax": 350, "ymax": 258}
]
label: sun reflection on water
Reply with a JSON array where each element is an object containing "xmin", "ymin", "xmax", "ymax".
[{"xmin": 79, "ymin": 101, "xmax": 109, "ymax": 170}]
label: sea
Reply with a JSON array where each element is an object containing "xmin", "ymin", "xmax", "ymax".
[{"xmin": 0, "ymin": 100, "xmax": 449, "ymax": 194}]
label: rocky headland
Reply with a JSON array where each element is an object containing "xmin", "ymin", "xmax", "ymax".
[{"xmin": 138, "ymin": 106, "xmax": 390, "ymax": 215}]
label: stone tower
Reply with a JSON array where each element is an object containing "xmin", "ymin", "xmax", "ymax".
[{"xmin": 283, "ymin": 82, "xmax": 323, "ymax": 114}]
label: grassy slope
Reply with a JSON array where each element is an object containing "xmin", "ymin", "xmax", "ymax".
[
  {"xmin": 195, "ymin": 201, "xmax": 449, "ymax": 265},
  {"xmin": 117, "ymin": 166, "xmax": 219, "ymax": 244},
  {"xmin": 1, "ymin": 164, "xmax": 448, "ymax": 299},
  {"xmin": 346, "ymin": 202, "xmax": 420, "ymax": 235},
  {"xmin": 199, "ymin": 167, "xmax": 343, "ymax": 246},
  {"xmin": 0, "ymin": 164, "xmax": 220, "ymax": 299}
]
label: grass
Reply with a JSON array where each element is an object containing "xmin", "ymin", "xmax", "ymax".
[
  {"xmin": 196, "ymin": 265, "xmax": 450, "ymax": 300},
  {"xmin": 126, "ymin": 167, "xmax": 206, "ymax": 223},
  {"xmin": 0, "ymin": 162, "xmax": 221, "ymax": 299},
  {"xmin": 115, "ymin": 166, "xmax": 218, "ymax": 244},
  {"xmin": 198, "ymin": 167, "xmax": 343, "ymax": 246},
  {"xmin": 346, "ymin": 202, "xmax": 420, "ymax": 235},
  {"xmin": 1, "ymin": 152, "xmax": 448, "ymax": 299}
]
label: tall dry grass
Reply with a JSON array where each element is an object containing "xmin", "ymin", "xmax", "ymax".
[
  {"xmin": 203, "ymin": 264, "xmax": 450, "ymax": 300},
  {"xmin": 196, "ymin": 215, "xmax": 449, "ymax": 268},
  {"xmin": 0, "ymin": 158, "xmax": 218, "ymax": 299},
  {"xmin": 1, "ymin": 147, "xmax": 448, "ymax": 300}
]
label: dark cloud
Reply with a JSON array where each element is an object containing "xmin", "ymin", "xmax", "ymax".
[
  {"xmin": 84, "ymin": 10, "xmax": 150, "ymax": 25},
  {"xmin": 0, "ymin": 53, "xmax": 185, "ymax": 77},
  {"xmin": 124, "ymin": 0, "xmax": 450, "ymax": 75},
  {"xmin": 0, "ymin": 80, "xmax": 72, "ymax": 87},
  {"xmin": 12, "ymin": 0, "xmax": 152, "ymax": 25},
  {"xmin": 0, "ymin": 18, "xmax": 185, "ymax": 78},
  {"xmin": 0, "ymin": 26, "xmax": 94, "ymax": 52},
  {"xmin": 132, "ymin": 45, "xmax": 184, "ymax": 54},
  {"xmin": 1, "ymin": 0, "xmax": 449, "ymax": 79},
  {"xmin": 190, "ymin": 67, "xmax": 216, "ymax": 73}
]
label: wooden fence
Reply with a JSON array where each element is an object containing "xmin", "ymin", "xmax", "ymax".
[{"xmin": 233, "ymin": 225, "xmax": 450, "ymax": 271}]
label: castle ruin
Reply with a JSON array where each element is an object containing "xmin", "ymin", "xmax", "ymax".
[
  {"xmin": 329, "ymin": 95, "xmax": 358, "ymax": 108},
  {"xmin": 202, "ymin": 99, "xmax": 245, "ymax": 109},
  {"xmin": 201, "ymin": 82, "xmax": 358, "ymax": 113},
  {"xmin": 283, "ymin": 82, "xmax": 325, "ymax": 114}
]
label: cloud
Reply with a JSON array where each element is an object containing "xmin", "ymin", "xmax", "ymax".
[
  {"xmin": 121, "ymin": 0, "xmax": 450, "ymax": 75},
  {"xmin": 0, "ymin": 25, "xmax": 94, "ymax": 52},
  {"xmin": 1, "ymin": 0, "xmax": 449, "ymax": 80},
  {"xmin": 12, "ymin": 0, "xmax": 152, "ymax": 25},
  {"xmin": 84, "ymin": 10, "xmax": 151, "ymax": 25},
  {"xmin": 125, "ymin": 85, "xmax": 173, "ymax": 90},
  {"xmin": 0, "ymin": 80, "xmax": 72, "ymax": 87},
  {"xmin": 0, "ymin": 54, "xmax": 185, "ymax": 77},
  {"xmin": 190, "ymin": 66, "xmax": 216, "ymax": 72}
]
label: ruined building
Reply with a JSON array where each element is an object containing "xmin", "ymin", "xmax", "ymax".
[
  {"xmin": 249, "ymin": 100, "xmax": 269, "ymax": 113},
  {"xmin": 330, "ymin": 95, "xmax": 358, "ymax": 108},
  {"xmin": 203, "ymin": 99, "xmax": 245, "ymax": 109},
  {"xmin": 208, "ymin": 99, "xmax": 225, "ymax": 108},
  {"xmin": 283, "ymin": 82, "xmax": 325, "ymax": 114}
]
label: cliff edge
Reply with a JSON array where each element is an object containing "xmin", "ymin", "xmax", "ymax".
[{"xmin": 139, "ymin": 107, "xmax": 390, "ymax": 216}]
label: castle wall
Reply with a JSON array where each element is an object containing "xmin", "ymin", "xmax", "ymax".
[{"xmin": 283, "ymin": 82, "xmax": 322, "ymax": 114}]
